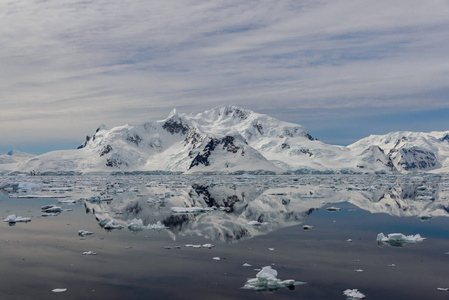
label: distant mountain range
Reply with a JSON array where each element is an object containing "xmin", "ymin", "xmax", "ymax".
[
  {"xmin": 1, "ymin": 105, "xmax": 448, "ymax": 175},
  {"xmin": 0, "ymin": 150, "xmax": 35, "ymax": 165}
]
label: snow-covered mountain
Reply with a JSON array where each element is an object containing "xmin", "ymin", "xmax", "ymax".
[
  {"xmin": 0, "ymin": 106, "xmax": 448, "ymax": 174},
  {"xmin": 348, "ymin": 131, "xmax": 449, "ymax": 173},
  {"xmin": 0, "ymin": 150, "xmax": 35, "ymax": 164}
]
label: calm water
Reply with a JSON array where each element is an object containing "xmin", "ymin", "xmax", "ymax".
[{"xmin": 1, "ymin": 174, "xmax": 449, "ymax": 299}]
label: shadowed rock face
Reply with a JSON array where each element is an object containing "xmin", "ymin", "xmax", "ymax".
[
  {"xmin": 189, "ymin": 136, "xmax": 241, "ymax": 169},
  {"xmin": 394, "ymin": 147, "xmax": 441, "ymax": 171},
  {"xmin": 162, "ymin": 118, "xmax": 190, "ymax": 135}
]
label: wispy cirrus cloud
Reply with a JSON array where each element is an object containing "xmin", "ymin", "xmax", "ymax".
[{"xmin": 1, "ymin": 0, "xmax": 449, "ymax": 153}]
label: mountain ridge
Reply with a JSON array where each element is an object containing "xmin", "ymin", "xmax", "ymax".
[{"xmin": 1, "ymin": 105, "xmax": 448, "ymax": 175}]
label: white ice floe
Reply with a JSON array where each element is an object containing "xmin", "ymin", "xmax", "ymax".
[
  {"xmin": 437, "ymin": 288, "xmax": 449, "ymax": 291},
  {"xmin": 242, "ymin": 266, "xmax": 306, "ymax": 291},
  {"xmin": 347, "ymin": 239, "xmax": 353, "ymax": 242},
  {"xmin": 326, "ymin": 206, "xmax": 341, "ymax": 211},
  {"xmin": 58, "ymin": 199, "xmax": 77, "ymax": 204},
  {"xmin": 41, "ymin": 205, "xmax": 63, "ymax": 213},
  {"xmin": 3, "ymin": 214, "xmax": 31, "ymax": 223},
  {"xmin": 82, "ymin": 251, "xmax": 97, "ymax": 255},
  {"xmin": 354, "ymin": 269, "xmax": 364, "ymax": 272},
  {"xmin": 418, "ymin": 214, "xmax": 432, "ymax": 220},
  {"xmin": 343, "ymin": 288, "xmax": 365, "ymax": 299},
  {"xmin": 103, "ymin": 220, "xmax": 124, "ymax": 230},
  {"xmin": 377, "ymin": 233, "xmax": 425, "ymax": 246},
  {"xmin": 185, "ymin": 244, "xmax": 214, "ymax": 249},
  {"xmin": 243, "ymin": 263, "xmax": 252, "ymax": 267},
  {"xmin": 52, "ymin": 288, "xmax": 67, "ymax": 293},
  {"xmin": 212, "ymin": 257, "xmax": 220, "ymax": 260},
  {"xmin": 78, "ymin": 230, "xmax": 94, "ymax": 237}
]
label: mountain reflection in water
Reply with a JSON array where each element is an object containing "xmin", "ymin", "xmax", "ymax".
[{"xmin": 79, "ymin": 174, "xmax": 449, "ymax": 243}]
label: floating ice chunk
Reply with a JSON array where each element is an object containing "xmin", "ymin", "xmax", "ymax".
[
  {"xmin": 418, "ymin": 214, "xmax": 432, "ymax": 220},
  {"xmin": 437, "ymin": 288, "xmax": 449, "ymax": 291},
  {"xmin": 42, "ymin": 205, "xmax": 62, "ymax": 213},
  {"xmin": 82, "ymin": 251, "xmax": 97, "ymax": 255},
  {"xmin": 3, "ymin": 214, "xmax": 31, "ymax": 223},
  {"xmin": 103, "ymin": 220, "xmax": 124, "ymax": 230},
  {"xmin": 387, "ymin": 264, "xmax": 396, "ymax": 267},
  {"xmin": 147, "ymin": 221, "xmax": 168, "ymax": 230},
  {"xmin": 212, "ymin": 257, "xmax": 220, "ymax": 261},
  {"xmin": 243, "ymin": 263, "xmax": 252, "ymax": 267},
  {"xmin": 343, "ymin": 288, "xmax": 365, "ymax": 299},
  {"xmin": 52, "ymin": 288, "xmax": 67, "ymax": 293},
  {"xmin": 303, "ymin": 225, "xmax": 313, "ymax": 230},
  {"xmin": 354, "ymin": 269, "xmax": 364, "ymax": 272},
  {"xmin": 58, "ymin": 199, "xmax": 76, "ymax": 204},
  {"xmin": 347, "ymin": 239, "xmax": 353, "ymax": 242},
  {"xmin": 242, "ymin": 266, "xmax": 306, "ymax": 291},
  {"xmin": 128, "ymin": 219, "xmax": 168, "ymax": 231},
  {"xmin": 202, "ymin": 244, "xmax": 214, "ymax": 249},
  {"xmin": 127, "ymin": 218, "xmax": 144, "ymax": 231},
  {"xmin": 326, "ymin": 206, "xmax": 340, "ymax": 211},
  {"xmin": 42, "ymin": 212, "xmax": 60, "ymax": 217},
  {"xmin": 268, "ymin": 248, "xmax": 275, "ymax": 251},
  {"xmin": 41, "ymin": 205, "xmax": 54, "ymax": 210},
  {"xmin": 377, "ymin": 233, "xmax": 425, "ymax": 246},
  {"xmin": 170, "ymin": 206, "xmax": 214, "ymax": 214},
  {"xmin": 78, "ymin": 230, "xmax": 94, "ymax": 237}
]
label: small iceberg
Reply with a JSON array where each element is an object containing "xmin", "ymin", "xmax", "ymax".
[
  {"xmin": 41, "ymin": 205, "xmax": 63, "ymax": 213},
  {"xmin": 377, "ymin": 232, "xmax": 425, "ymax": 247},
  {"xmin": 242, "ymin": 266, "xmax": 306, "ymax": 291},
  {"xmin": 326, "ymin": 206, "xmax": 340, "ymax": 212},
  {"xmin": 3, "ymin": 214, "xmax": 31, "ymax": 223},
  {"xmin": 52, "ymin": 288, "xmax": 67, "ymax": 293},
  {"xmin": 82, "ymin": 251, "xmax": 97, "ymax": 255},
  {"xmin": 418, "ymin": 214, "xmax": 432, "ymax": 221},
  {"xmin": 78, "ymin": 230, "xmax": 94, "ymax": 237},
  {"xmin": 102, "ymin": 220, "xmax": 124, "ymax": 230},
  {"xmin": 343, "ymin": 288, "xmax": 365, "ymax": 299}
]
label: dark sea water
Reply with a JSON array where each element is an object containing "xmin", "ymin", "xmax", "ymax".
[{"xmin": 1, "ymin": 175, "xmax": 449, "ymax": 299}]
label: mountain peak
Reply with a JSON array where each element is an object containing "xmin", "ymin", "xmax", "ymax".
[{"xmin": 167, "ymin": 108, "xmax": 178, "ymax": 119}]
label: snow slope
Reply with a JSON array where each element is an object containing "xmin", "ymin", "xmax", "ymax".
[
  {"xmin": 349, "ymin": 131, "xmax": 449, "ymax": 173},
  {"xmin": 0, "ymin": 150, "xmax": 35, "ymax": 164},
  {"xmin": 1, "ymin": 106, "xmax": 448, "ymax": 174}
]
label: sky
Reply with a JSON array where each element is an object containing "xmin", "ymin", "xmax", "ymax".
[{"xmin": 1, "ymin": 0, "xmax": 449, "ymax": 155}]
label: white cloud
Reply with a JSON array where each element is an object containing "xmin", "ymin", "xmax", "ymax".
[{"xmin": 1, "ymin": 0, "xmax": 449, "ymax": 152}]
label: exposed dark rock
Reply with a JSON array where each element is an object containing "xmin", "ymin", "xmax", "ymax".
[
  {"xmin": 301, "ymin": 148, "xmax": 313, "ymax": 157},
  {"xmin": 440, "ymin": 134, "xmax": 449, "ymax": 142},
  {"xmin": 253, "ymin": 122, "xmax": 264, "ymax": 134},
  {"xmin": 99, "ymin": 145, "xmax": 112, "ymax": 157},
  {"xmin": 163, "ymin": 118, "xmax": 189, "ymax": 135},
  {"xmin": 281, "ymin": 143, "xmax": 290, "ymax": 149},
  {"xmin": 106, "ymin": 157, "xmax": 126, "ymax": 168},
  {"xmin": 127, "ymin": 134, "xmax": 142, "ymax": 146},
  {"xmin": 189, "ymin": 136, "xmax": 241, "ymax": 169},
  {"xmin": 304, "ymin": 133, "xmax": 317, "ymax": 141},
  {"xmin": 396, "ymin": 147, "xmax": 440, "ymax": 171},
  {"xmin": 77, "ymin": 135, "xmax": 91, "ymax": 149},
  {"xmin": 224, "ymin": 107, "xmax": 249, "ymax": 120}
]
